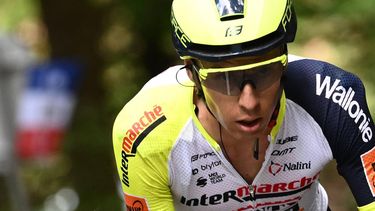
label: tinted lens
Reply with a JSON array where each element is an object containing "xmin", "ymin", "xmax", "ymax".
[{"xmin": 201, "ymin": 62, "xmax": 283, "ymax": 95}]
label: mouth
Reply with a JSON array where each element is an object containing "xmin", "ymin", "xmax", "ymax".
[{"xmin": 236, "ymin": 118, "xmax": 262, "ymax": 132}]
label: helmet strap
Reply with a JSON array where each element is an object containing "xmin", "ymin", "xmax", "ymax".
[
  {"xmin": 188, "ymin": 63, "xmax": 218, "ymax": 120},
  {"xmin": 190, "ymin": 64, "xmax": 205, "ymax": 99}
]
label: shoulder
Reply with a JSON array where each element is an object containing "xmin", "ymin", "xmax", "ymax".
[
  {"xmin": 284, "ymin": 55, "xmax": 366, "ymax": 117},
  {"xmin": 113, "ymin": 65, "xmax": 194, "ymax": 156},
  {"xmin": 286, "ymin": 55, "xmax": 362, "ymax": 86},
  {"xmin": 283, "ymin": 55, "xmax": 373, "ymax": 159},
  {"xmin": 284, "ymin": 54, "xmax": 366, "ymax": 112},
  {"xmin": 142, "ymin": 65, "xmax": 189, "ymax": 90}
]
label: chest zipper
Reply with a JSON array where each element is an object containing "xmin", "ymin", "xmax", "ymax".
[{"xmin": 249, "ymin": 185, "xmax": 256, "ymax": 201}]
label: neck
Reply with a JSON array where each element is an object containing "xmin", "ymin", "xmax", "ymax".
[
  {"xmin": 219, "ymin": 122, "xmax": 268, "ymax": 153},
  {"xmin": 219, "ymin": 124, "xmax": 262, "ymax": 162}
]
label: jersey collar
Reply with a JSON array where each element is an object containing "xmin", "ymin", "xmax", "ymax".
[{"xmin": 270, "ymin": 91, "xmax": 286, "ymax": 143}]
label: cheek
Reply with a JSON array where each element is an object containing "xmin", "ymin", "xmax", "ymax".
[
  {"xmin": 268, "ymin": 80, "xmax": 282, "ymax": 100},
  {"xmin": 203, "ymin": 87, "xmax": 220, "ymax": 113},
  {"xmin": 203, "ymin": 87, "xmax": 234, "ymax": 121},
  {"xmin": 260, "ymin": 80, "xmax": 282, "ymax": 111}
]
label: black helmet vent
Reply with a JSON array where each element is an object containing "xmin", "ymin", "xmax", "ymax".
[{"xmin": 220, "ymin": 15, "xmax": 244, "ymax": 21}]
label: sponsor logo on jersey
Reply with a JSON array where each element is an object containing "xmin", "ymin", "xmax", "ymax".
[
  {"xmin": 180, "ymin": 173, "xmax": 319, "ymax": 206},
  {"xmin": 122, "ymin": 105, "xmax": 166, "ymax": 154},
  {"xmin": 196, "ymin": 177, "xmax": 208, "ymax": 187},
  {"xmin": 268, "ymin": 161, "xmax": 283, "ymax": 176},
  {"xmin": 191, "ymin": 151, "xmax": 216, "ymax": 162},
  {"xmin": 271, "ymin": 147, "xmax": 296, "ymax": 156},
  {"xmin": 120, "ymin": 105, "xmax": 166, "ymax": 187},
  {"xmin": 192, "ymin": 168, "xmax": 199, "ymax": 175},
  {"xmin": 276, "ymin": 135, "xmax": 298, "ymax": 145},
  {"xmin": 201, "ymin": 160, "xmax": 222, "ymax": 171},
  {"xmin": 209, "ymin": 172, "xmax": 226, "ymax": 184},
  {"xmin": 238, "ymin": 200, "xmax": 300, "ymax": 211},
  {"xmin": 196, "ymin": 172, "xmax": 226, "ymax": 187},
  {"xmin": 315, "ymin": 74, "xmax": 373, "ymax": 142},
  {"xmin": 269, "ymin": 161, "xmax": 311, "ymax": 176},
  {"xmin": 360, "ymin": 146, "xmax": 375, "ymax": 196},
  {"xmin": 124, "ymin": 193, "xmax": 149, "ymax": 211}
]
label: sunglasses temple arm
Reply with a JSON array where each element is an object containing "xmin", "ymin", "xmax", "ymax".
[{"xmin": 225, "ymin": 72, "xmax": 231, "ymax": 95}]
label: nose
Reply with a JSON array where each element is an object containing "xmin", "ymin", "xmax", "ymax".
[{"xmin": 238, "ymin": 83, "xmax": 260, "ymax": 112}]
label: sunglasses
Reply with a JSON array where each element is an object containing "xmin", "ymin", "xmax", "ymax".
[{"xmin": 192, "ymin": 54, "xmax": 287, "ymax": 96}]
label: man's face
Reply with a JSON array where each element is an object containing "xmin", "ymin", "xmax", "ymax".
[{"xmin": 195, "ymin": 47, "xmax": 285, "ymax": 140}]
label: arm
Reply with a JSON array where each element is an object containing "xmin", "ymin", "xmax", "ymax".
[
  {"xmin": 112, "ymin": 109, "xmax": 174, "ymax": 211},
  {"xmin": 359, "ymin": 201, "xmax": 375, "ymax": 211},
  {"xmin": 328, "ymin": 73, "xmax": 375, "ymax": 209},
  {"xmin": 285, "ymin": 58, "xmax": 375, "ymax": 209}
]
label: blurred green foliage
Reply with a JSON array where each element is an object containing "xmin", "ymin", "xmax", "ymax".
[
  {"xmin": 0, "ymin": 0, "xmax": 39, "ymax": 32},
  {"xmin": 0, "ymin": 0, "xmax": 373, "ymax": 210},
  {"xmin": 294, "ymin": 1, "xmax": 375, "ymax": 115}
]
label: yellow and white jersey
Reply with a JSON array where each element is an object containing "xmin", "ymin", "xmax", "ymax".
[{"xmin": 113, "ymin": 56, "xmax": 375, "ymax": 210}]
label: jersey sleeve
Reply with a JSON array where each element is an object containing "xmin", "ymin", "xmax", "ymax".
[
  {"xmin": 285, "ymin": 58, "xmax": 375, "ymax": 207},
  {"xmin": 112, "ymin": 103, "xmax": 174, "ymax": 211},
  {"xmin": 359, "ymin": 201, "xmax": 375, "ymax": 211},
  {"xmin": 112, "ymin": 66, "xmax": 194, "ymax": 210}
]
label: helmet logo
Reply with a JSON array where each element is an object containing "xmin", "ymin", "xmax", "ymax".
[
  {"xmin": 171, "ymin": 11, "xmax": 191, "ymax": 48},
  {"xmin": 225, "ymin": 25, "xmax": 243, "ymax": 37},
  {"xmin": 281, "ymin": 0, "xmax": 293, "ymax": 32}
]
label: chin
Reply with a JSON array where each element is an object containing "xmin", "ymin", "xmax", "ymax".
[{"xmin": 241, "ymin": 125, "xmax": 267, "ymax": 138}]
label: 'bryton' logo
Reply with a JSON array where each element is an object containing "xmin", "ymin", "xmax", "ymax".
[
  {"xmin": 201, "ymin": 160, "xmax": 222, "ymax": 171},
  {"xmin": 315, "ymin": 74, "xmax": 373, "ymax": 142}
]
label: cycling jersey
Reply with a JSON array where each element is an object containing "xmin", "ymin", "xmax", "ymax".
[{"xmin": 112, "ymin": 55, "xmax": 375, "ymax": 211}]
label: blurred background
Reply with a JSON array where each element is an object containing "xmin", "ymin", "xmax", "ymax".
[{"xmin": 0, "ymin": 0, "xmax": 373, "ymax": 210}]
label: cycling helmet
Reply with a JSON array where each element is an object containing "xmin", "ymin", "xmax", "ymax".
[{"xmin": 171, "ymin": 0, "xmax": 297, "ymax": 62}]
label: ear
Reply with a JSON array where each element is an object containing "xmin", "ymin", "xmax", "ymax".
[
  {"xmin": 184, "ymin": 60, "xmax": 194, "ymax": 82},
  {"xmin": 184, "ymin": 60, "xmax": 205, "ymax": 98}
]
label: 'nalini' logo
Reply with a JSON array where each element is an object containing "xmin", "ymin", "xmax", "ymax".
[{"xmin": 269, "ymin": 161, "xmax": 283, "ymax": 176}]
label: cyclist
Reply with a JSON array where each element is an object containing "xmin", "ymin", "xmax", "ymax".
[{"xmin": 112, "ymin": 0, "xmax": 375, "ymax": 210}]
